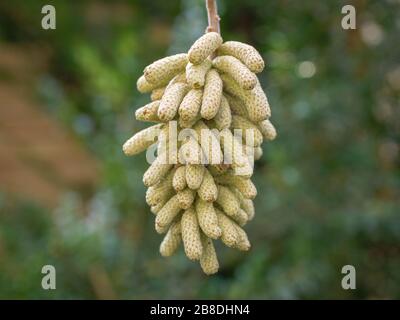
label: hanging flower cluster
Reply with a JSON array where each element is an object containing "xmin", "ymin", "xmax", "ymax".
[{"xmin": 123, "ymin": 32, "xmax": 276, "ymax": 274}]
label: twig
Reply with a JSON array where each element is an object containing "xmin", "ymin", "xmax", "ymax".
[{"xmin": 205, "ymin": 0, "xmax": 220, "ymax": 34}]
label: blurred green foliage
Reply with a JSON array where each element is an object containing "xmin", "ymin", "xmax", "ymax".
[{"xmin": 0, "ymin": 0, "xmax": 399, "ymax": 299}]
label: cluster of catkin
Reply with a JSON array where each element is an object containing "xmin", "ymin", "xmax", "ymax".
[{"xmin": 123, "ymin": 32, "xmax": 276, "ymax": 274}]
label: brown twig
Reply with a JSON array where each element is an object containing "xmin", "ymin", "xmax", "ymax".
[{"xmin": 205, "ymin": 0, "xmax": 220, "ymax": 34}]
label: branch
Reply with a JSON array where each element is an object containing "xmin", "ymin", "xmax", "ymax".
[{"xmin": 206, "ymin": 0, "xmax": 220, "ymax": 34}]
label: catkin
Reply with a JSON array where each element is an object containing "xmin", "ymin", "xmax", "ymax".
[
  {"xmin": 200, "ymin": 236, "xmax": 219, "ymax": 275},
  {"xmin": 144, "ymin": 53, "xmax": 188, "ymax": 84},
  {"xmin": 135, "ymin": 101, "xmax": 160, "ymax": 123},
  {"xmin": 216, "ymin": 209, "xmax": 238, "ymax": 248},
  {"xmin": 196, "ymin": 198, "xmax": 221, "ymax": 239},
  {"xmin": 186, "ymin": 164, "xmax": 205, "ymax": 190},
  {"xmin": 123, "ymin": 124, "xmax": 162, "ymax": 156},
  {"xmin": 258, "ymin": 119, "xmax": 277, "ymax": 141},
  {"xmin": 213, "ymin": 55, "xmax": 257, "ymax": 90},
  {"xmin": 186, "ymin": 59, "xmax": 212, "ymax": 88},
  {"xmin": 172, "ymin": 165, "xmax": 187, "ymax": 192},
  {"xmin": 201, "ymin": 69, "xmax": 223, "ymax": 120},
  {"xmin": 160, "ymin": 221, "xmax": 181, "ymax": 257},
  {"xmin": 158, "ymin": 82, "xmax": 189, "ymax": 121},
  {"xmin": 218, "ymin": 41, "xmax": 265, "ymax": 73},
  {"xmin": 179, "ymin": 89, "xmax": 202, "ymax": 121},
  {"xmin": 197, "ymin": 168, "xmax": 218, "ymax": 202},
  {"xmin": 137, "ymin": 75, "xmax": 157, "ymax": 93},
  {"xmin": 221, "ymin": 74, "xmax": 270, "ymax": 122},
  {"xmin": 216, "ymin": 185, "xmax": 240, "ymax": 217},
  {"xmin": 188, "ymin": 32, "xmax": 223, "ymax": 65},
  {"xmin": 143, "ymin": 156, "xmax": 173, "ymax": 187},
  {"xmin": 155, "ymin": 194, "xmax": 182, "ymax": 234},
  {"xmin": 177, "ymin": 188, "xmax": 196, "ymax": 209},
  {"xmin": 181, "ymin": 207, "xmax": 203, "ymax": 260},
  {"xmin": 215, "ymin": 173, "xmax": 257, "ymax": 199}
]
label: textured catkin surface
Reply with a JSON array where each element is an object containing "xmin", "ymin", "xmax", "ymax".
[
  {"xmin": 217, "ymin": 41, "xmax": 265, "ymax": 73},
  {"xmin": 144, "ymin": 53, "xmax": 188, "ymax": 84},
  {"xmin": 213, "ymin": 55, "xmax": 257, "ymax": 90},
  {"xmin": 188, "ymin": 32, "xmax": 223, "ymax": 65},
  {"xmin": 181, "ymin": 208, "xmax": 203, "ymax": 260},
  {"xmin": 201, "ymin": 69, "xmax": 223, "ymax": 120},
  {"xmin": 123, "ymin": 31, "xmax": 277, "ymax": 274}
]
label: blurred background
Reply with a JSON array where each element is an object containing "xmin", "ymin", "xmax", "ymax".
[{"xmin": 0, "ymin": 0, "xmax": 399, "ymax": 299}]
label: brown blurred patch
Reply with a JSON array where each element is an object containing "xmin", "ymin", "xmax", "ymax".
[{"xmin": 0, "ymin": 44, "xmax": 99, "ymax": 208}]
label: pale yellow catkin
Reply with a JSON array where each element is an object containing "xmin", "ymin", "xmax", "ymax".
[
  {"xmin": 135, "ymin": 101, "xmax": 160, "ymax": 122},
  {"xmin": 217, "ymin": 41, "xmax": 265, "ymax": 73},
  {"xmin": 137, "ymin": 75, "xmax": 160, "ymax": 93},
  {"xmin": 145, "ymin": 168, "xmax": 175, "ymax": 206},
  {"xmin": 158, "ymin": 82, "xmax": 189, "ymax": 121},
  {"xmin": 179, "ymin": 89, "xmax": 203, "ymax": 121},
  {"xmin": 177, "ymin": 188, "xmax": 196, "ymax": 209},
  {"xmin": 195, "ymin": 198, "xmax": 221, "ymax": 239},
  {"xmin": 197, "ymin": 168, "xmax": 218, "ymax": 202},
  {"xmin": 188, "ymin": 32, "xmax": 223, "ymax": 65},
  {"xmin": 215, "ymin": 173, "xmax": 257, "ymax": 199},
  {"xmin": 123, "ymin": 124, "xmax": 162, "ymax": 156},
  {"xmin": 216, "ymin": 185, "xmax": 240, "ymax": 217},
  {"xmin": 230, "ymin": 208, "xmax": 248, "ymax": 227},
  {"xmin": 186, "ymin": 59, "xmax": 212, "ymax": 88},
  {"xmin": 143, "ymin": 156, "xmax": 173, "ymax": 187},
  {"xmin": 181, "ymin": 207, "xmax": 203, "ymax": 260},
  {"xmin": 151, "ymin": 87, "xmax": 166, "ymax": 101},
  {"xmin": 216, "ymin": 209, "xmax": 238, "ymax": 248},
  {"xmin": 155, "ymin": 194, "xmax": 182, "ymax": 234},
  {"xmin": 213, "ymin": 55, "xmax": 257, "ymax": 90},
  {"xmin": 258, "ymin": 119, "xmax": 277, "ymax": 141},
  {"xmin": 160, "ymin": 221, "xmax": 181, "ymax": 257},
  {"xmin": 200, "ymin": 69, "xmax": 223, "ymax": 120},
  {"xmin": 231, "ymin": 187, "xmax": 255, "ymax": 220},
  {"xmin": 213, "ymin": 95, "xmax": 232, "ymax": 130},
  {"xmin": 221, "ymin": 74, "xmax": 270, "ymax": 122},
  {"xmin": 200, "ymin": 236, "xmax": 219, "ymax": 275},
  {"xmin": 172, "ymin": 165, "xmax": 187, "ymax": 192},
  {"xmin": 231, "ymin": 115, "xmax": 263, "ymax": 147},
  {"xmin": 233, "ymin": 223, "xmax": 251, "ymax": 251},
  {"xmin": 185, "ymin": 164, "xmax": 205, "ymax": 190},
  {"xmin": 144, "ymin": 53, "xmax": 188, "ymax": 84}
]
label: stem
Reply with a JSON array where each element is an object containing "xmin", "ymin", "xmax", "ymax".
[{"xmin": 206, "ymin": 0, "xmax": 220, "ymax": 34}]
